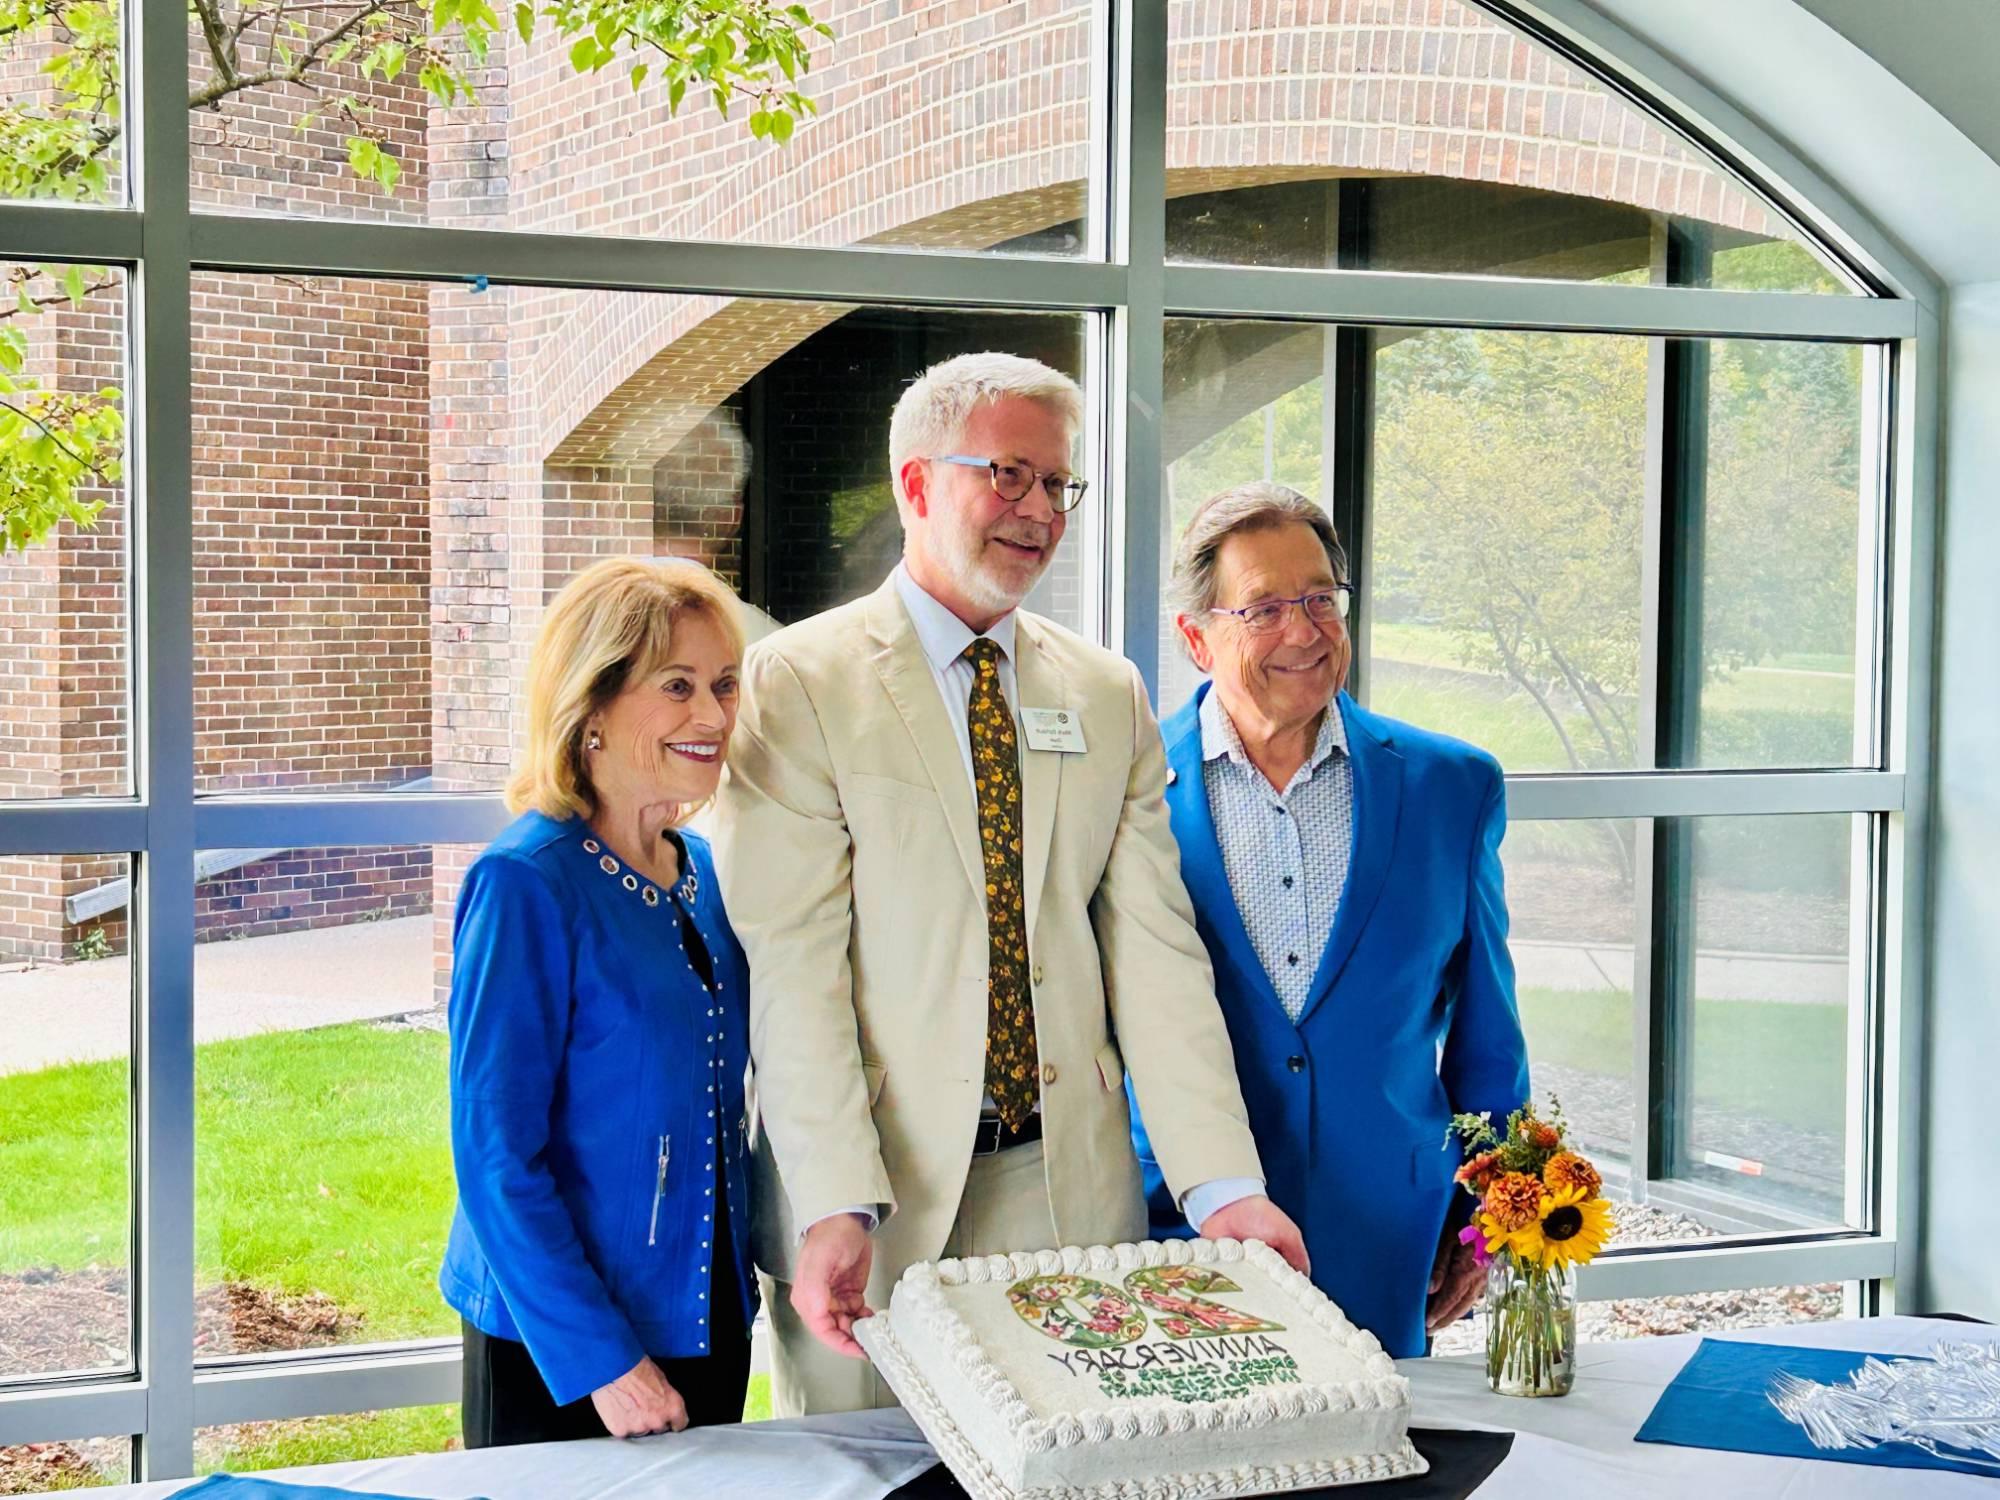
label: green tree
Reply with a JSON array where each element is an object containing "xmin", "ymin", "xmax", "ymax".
[{"xmin": 0, "ymin": 0, "xmax": 832, "ymax": 553}]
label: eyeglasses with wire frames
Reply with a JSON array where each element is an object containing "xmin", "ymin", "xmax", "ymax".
[
  {"xmin": 1209, "ymin": 585, "xmax": 1353, "ymax": 635},
  {"xmin": 932, "ymin": 454, "xmax": 1089, "ymax": 514}
]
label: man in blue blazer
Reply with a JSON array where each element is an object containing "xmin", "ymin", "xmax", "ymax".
[{"xmin": 1130, "ymin": 481, "xmax": 1530, "ymax": 1359}]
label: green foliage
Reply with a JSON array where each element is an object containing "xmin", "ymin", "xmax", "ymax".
[
  {"xmin": 0, "ymin": 0, "xmax": 830, "ymax": 551},
  {"xmin": 70, "ymin": 924, "xmax": 110, "ymax": 960},
  {"xmin": 0, "ymin": 263, "xmax": 124, "ymax": 554}
]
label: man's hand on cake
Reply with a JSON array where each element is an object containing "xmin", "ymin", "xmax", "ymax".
[
  {"xmin": 590, "ymin": 1356, "xmax": 689, "ymax": 1437},
  {"xmin": 794, "ymin": 1211, "xmax": 876, "ymax": 1358},
  {"xmin": 1425, "ymin": 1233, "xmax": 1484, "ymax": 1333},
  {"xmin": 1197, "ymin": 1194, "xmax": 1311, "ymax": 1275}
]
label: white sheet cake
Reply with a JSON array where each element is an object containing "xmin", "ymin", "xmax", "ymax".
[{"xmin": 855, "ymin": 1238, "xmax": 1427, "ymax": 1499}]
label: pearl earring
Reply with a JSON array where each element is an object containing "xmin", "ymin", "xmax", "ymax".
[{"xmin": 585, "ymin": 728, "xmax": 603, "ymax": 752}]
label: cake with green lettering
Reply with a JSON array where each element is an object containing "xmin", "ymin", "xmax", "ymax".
[{"xmin": 855, "ymin": 1238, "xmax": 1426, "ymax": 1499}]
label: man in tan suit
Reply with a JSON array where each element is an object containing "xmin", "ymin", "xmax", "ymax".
[{"xmin": 713, "ymin": 353, "xmax": 1307, "ymax": 1416}]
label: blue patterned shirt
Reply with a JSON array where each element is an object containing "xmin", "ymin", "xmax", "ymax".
[{"xmin": 1200, "ymin": 689, "xmax": 1355, "ymax": 1024}]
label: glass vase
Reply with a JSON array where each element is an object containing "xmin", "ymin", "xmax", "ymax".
[{"xmin": 1484, "ymin": 1255, "xmax": 1575, "ymax": 1397}]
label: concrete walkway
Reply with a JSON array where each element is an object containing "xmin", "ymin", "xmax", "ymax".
[{"xmin": 0, "ymin": 916, "xmax": 436, "ymax": 1076}]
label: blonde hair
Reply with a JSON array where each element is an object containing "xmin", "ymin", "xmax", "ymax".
[
  {"xmin": 888, "ymin": 352, "xmax": 1084, "ymax": 502},
  {"xmin": 507, "ymin": 557, "xmax": 747, "ymax": 825}
]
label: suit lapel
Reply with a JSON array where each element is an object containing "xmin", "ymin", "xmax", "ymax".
[
  {"xmin": 1299, "ymin": 693, "xmax": 1403, "ymax": 1025},
  {"xmin": 1164, "ymin": 686, "xmax": 1286, "ymax": 1022},
  {"xmin": 1013, "ymin": 617, "xmax": 1064, "ymax": 948},
  {"xmin": 863, "ymin": 581, "xmax": 986, "ymax": 904}
]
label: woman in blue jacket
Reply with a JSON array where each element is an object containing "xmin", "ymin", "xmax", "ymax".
[{"xmin": 439, "ymin": 557, "xmax": 756, "ymax": 1446}]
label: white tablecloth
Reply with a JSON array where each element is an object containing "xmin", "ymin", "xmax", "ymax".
[{"xmin": 90, "ymin": 1315, "xmax": 1998, "ymax": 1499}]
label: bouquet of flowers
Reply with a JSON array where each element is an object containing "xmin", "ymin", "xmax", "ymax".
[{"xmin": 1450, "ymin": 1098, "xmax": 1614, "ymax": 1396}]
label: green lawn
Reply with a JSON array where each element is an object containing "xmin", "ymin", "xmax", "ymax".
[
  {"xmin": 1516, "ymin": 985, "xmax": 1847, "ymax": 1140},
  {"xmin": 1366, "ymin": 620, "xmax": 1856, "ymax": 770},
  {"xmin": 2, "ymin": 1021, "xmax": 769, "ymax": 1481},
  {"xmin": 198, "ymin": 1404, "xmax": 462, "ymax": 1476},
  {"xmin": 0, "ymin": 1023, "xmax": 456, "ymax": 1343}
]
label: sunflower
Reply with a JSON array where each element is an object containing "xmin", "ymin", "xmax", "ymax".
[
  {"xmin": 1509, "ymin": 1185, "xmax": 1614, "ymax": 1272},
  {"xmin": 1543, "ymin": 1151, "xmax": 1602, "ymax": 1201}
]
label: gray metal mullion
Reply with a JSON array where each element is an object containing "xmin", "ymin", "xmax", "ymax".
[
  {"xmin": 193, "ymin": 1347, "xmax": 459, "ymax": 1427},
  {"xmin": 1506, "ymin": 769, "xmax": 1902, "ymax": 821},
  {"xmin": 1577, "ymin": 1232, "xmax": 1895, "ymax": 1302},
  {"xmin": 193, "ymin": 794, "xmax": 513, "ymax": 852},
  {"xmin": 0, "ymin": 205, "xmax": 143, "ymax": 263},
  {"xmin": 1165, "ymin": 265, "xmax": 1915, "ymax": 343},
  {"xmin": 0, "ymin": 1382, "xmax": 150, "ymax": 1447},
  {"xmin": 0, "ymin": 802, "xmax": 148, "ymax": 855},
  {"xmin": 1111, "ymin": 0, "xmax": 1165, "ymax": 694},
  {"xmin": 1875, "ymin": 313, "xmax": 1938, "ymax": 1314},
  {"xmin": 131, "ymin": 0, "xmax": 197, "ymax": 1473},
  {"xmin": 186, "ymin": 214, "xmax": 1127, "ymax": 311}
]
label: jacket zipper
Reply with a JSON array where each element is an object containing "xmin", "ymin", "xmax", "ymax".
[{"xmin": 647, "ymin": 1134, "xmax": 670, "ymax": 1247}]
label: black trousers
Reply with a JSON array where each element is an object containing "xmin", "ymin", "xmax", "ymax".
[{"xmin": 461, "ymin": 1178, "xmax": 751, "ymax": 1448}]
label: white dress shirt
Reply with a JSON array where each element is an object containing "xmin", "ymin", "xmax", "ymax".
[{"xmin": 809, "ymin": 566, "xmax": 1258, "ymax": 1239}]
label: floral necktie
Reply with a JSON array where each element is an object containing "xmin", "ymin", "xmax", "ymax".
[{"xmin": 964, "ymin": 638, "xmax": 1037, "ymax": 1129}]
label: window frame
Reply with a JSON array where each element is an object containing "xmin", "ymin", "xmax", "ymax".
[{"xmin": 0, "ymin": 0, "xmax": 1936, "ymax": 1477}]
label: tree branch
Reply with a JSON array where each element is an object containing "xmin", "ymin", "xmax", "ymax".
[
  {"xmin": 192, "ymin": 0, "xmax": 242, "ymax": 95},
  {"xmin": 189, "ymin": 0, "xmax": 403, "ymax": 110},
  {"xmin": 0, "ymin": 398, "xmax": 110, "ymax": 476},
  {"xmin": 0, "ymin": 276, "xmax": 121, "ymax": 320}
]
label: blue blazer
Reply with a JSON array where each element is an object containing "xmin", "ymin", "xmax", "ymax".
[
  {"xmin": 437, "ymin": 812, "xmax": 755, "ymax": 1405},
  {"xmin": 1132, "ymin": 686, "xmax": 1529, "ymax": 1358}
]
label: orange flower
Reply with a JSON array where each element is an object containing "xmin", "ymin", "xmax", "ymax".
[
  {"xmin": 1456, "ymin": 1150, "xmax": 1502, "ymax": 1191},
  {"xmin": 1526, "ymin": 1120, "xmax": 1562, "ymax": 1151},
  {"xmin": 1483, "ymin": 1171, "xmax": 1544, "ymax": 1232},
  {"xmin": 1543, "ymin": 1151, "xmax": 1602, "ymax": 1201}
]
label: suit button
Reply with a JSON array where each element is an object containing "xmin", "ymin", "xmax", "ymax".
[
  {"xmin": 1287, "ymin": 1055, "xmax": 1306, "ymax": 1073},
  {"xmin": 1032, "ymin": 963, "xmax": 1045, "ymax": 987},
  {"xmin": 1041, "ymin": 1063, "xmax": 1058, "ymax": 1085}
]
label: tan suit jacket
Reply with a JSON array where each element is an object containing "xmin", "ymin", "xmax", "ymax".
[{"xmin": 712, "ymin": 576, "xmax": 1264, "ymax": 1289}]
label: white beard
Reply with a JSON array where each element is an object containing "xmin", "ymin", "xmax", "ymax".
[{"xmin": 935, "ymin": 529, "xmax": 1042, "ymax": 615}]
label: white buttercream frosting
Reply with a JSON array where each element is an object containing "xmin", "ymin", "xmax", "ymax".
[{"xmin": 862, "ymin": 1238, "xmax": 1425, "ymax": 1500}]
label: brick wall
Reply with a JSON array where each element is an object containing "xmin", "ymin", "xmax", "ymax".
[
  {"xmin": 191, "ymin": 274, "xmax": 432, "ymax": 795},
  {"xmin": 5, "ymin": 0, "xmax": 1812, "ymax": 970},
  {"xmin": 196, "ymin": 846, "xmax": 432, "ymax": 942}
]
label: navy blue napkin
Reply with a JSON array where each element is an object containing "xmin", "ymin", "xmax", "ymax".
[{"xmin": 1636, "ymin": 1338, "xmax": 1999, "ymax": 1479}]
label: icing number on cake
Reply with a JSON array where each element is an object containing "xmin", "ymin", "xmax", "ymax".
[
  {"xmin": 1008, "ymin": 1266, "xmax": 1298, "ymax": 1405},
  {"xmin": 1006, "ymin": 1276, "xmax": 1148, "ymax": 1349}
]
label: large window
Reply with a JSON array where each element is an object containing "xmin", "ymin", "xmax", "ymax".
[{"xmin": 0, "ymin": 0, "xmax": 1925, "ymax": 1481}]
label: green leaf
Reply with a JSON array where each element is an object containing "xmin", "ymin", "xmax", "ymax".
[
  {"xmin": 629, "ymin": 62, "xmax": 649, "ymax": 91},
  {"xmin": 749, "ymin": 109, "xmax": 769, "ymax": 138},
  {"xmin": 514, "ymin": 1, "xmax": 533, "ymax": 43},
  {"xmin": 569, "ymin": 35, "xmax": 598, "ymax": 71},
  {"xmin": 63, "ymin": 264, "xmax": 85, "ymax": 302},
  {"xmin": 768, "ymin": 108, "xmax": 793, "ymax": 144},
  {"xmin": 668, "ymin": 76, "xmax": 686, "ymax": 112}
]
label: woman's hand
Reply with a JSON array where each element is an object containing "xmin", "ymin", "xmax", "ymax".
[{"xmin": 590, "ymin": 1355, "xmax": 689, "ymax": 1437}]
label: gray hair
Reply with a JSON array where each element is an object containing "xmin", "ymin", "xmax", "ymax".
[
  {"xmin": 888, "ymin": 352, "xmax": 1084, "ymax": 501},
  {"xmin": 1168, "ymin": 482, "xmax": 1348, "ymax": 618}
]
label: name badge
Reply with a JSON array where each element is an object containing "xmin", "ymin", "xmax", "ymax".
[{"xmin": 1022, "ymin": 708, "xmax": 1087, "ymax": 754}]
